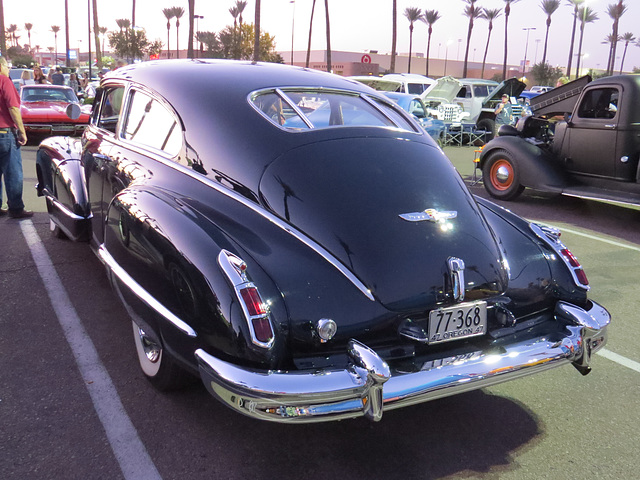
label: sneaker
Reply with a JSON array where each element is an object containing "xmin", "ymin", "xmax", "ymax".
[
  {"xmin": 0, "ymin": 207, "xmax": 7, "ymax": 216},
  {"xmin": 8, "ymin": 209, "xmax": 34, "ymax": 219}
]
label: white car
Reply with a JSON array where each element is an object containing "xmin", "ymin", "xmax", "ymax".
[{"xmin": 530, "ymin": 85, "xmax": 553, "ymax": 93}]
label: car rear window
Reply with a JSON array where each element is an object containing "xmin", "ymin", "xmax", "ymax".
[{"xmin": 250, "ymin": 88, "xmax": 418, "ymax": 133}]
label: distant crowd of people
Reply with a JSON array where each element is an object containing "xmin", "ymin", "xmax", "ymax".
[{"xmin": 18, "ymin": 66, "xmax": 91, "ymax": 95}]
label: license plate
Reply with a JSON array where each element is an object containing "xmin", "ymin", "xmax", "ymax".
[{"xmin": 428, "ymin": 301, "xmax": 487, "ymax": 345}]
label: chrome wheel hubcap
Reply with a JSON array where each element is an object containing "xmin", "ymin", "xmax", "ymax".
[
  {"xmin": 137, "ymin": 327, "xmax": 161, "ymax": 363},
  {"xmin": 495, "ymin": 165, "xmax": 511, "ymax": 184}
]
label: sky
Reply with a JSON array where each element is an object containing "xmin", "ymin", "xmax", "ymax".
[{"xmin": 3, "ymin": 0, "xmax": 639, "ymax": 73}]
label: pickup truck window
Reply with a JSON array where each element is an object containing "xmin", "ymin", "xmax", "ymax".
[{"xmin": 577, "ymin": 88, "xmax": 619, "ymax": 119}]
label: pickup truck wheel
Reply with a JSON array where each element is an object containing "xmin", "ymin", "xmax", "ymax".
[
  {"xmin": 476, "ymin": 118, "xmax": 495, "ymax": 141},
  {"xmin": 483, "ymin": 151, "xmax": 525, "ymax": 200},
  {"xmin": 132, "ymin": 321, "xmax": 194, "ymax": 391}
]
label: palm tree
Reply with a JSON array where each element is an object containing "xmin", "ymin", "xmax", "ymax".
[
  {"xmin": 51, "ymin": 25, "xmax": 60, "ymax": 64},
  {"xmin": 565, "ymin": 0, "xmax": 584, "ymax": 79},
  {"xmin": 305, "ymin": 0, "xmax": 317, "ymax": 68},
  {"xmin": 7, "ymin": 24, "xmax": 17, "ymax": 47},
  {"xmin": 390, "ymin": 0, "xmax": 397, "ymax": 73},
  {"xmin": 116, "ymin": 18, "xmax": 131, "ymax": 31},
  {"xmin": 24, "ymin": 23, "xmax": 32, "ymax": 49},
  {"xmin": 229, "ymin": 6, "xmax": 239, "ymax": 28},
  {"xmin": 235, "ymin": 1, "xmax": 248, "ymax": 26},
  {"xmin": 174, "ymin": 7, "xmax": 185, "ymax": 59},
  {"xmin": 618, "ymin": 32, "xmax": 635, "ymax": 74},
  {"xmin": 462, "ymin": 0, "xmax": 482, "ymax": 78},
  {"xmin": 254, "ymin": 0, "xmax": 261, "ymax": 61},
  {"xmin": 92, "ymin": 0, "xmax": 103, "ymax": 69},
  {"xmin": 420, "ymin": 10, "xmax": 441, "ymax": 77},
  {"xmin": 502, "ymin": 0, "xmax": 521, "ymax": 80},
  {"xmin": 403, "ymin": 7, "xmax": 422, "ymax": 74},
  {"xmin": 540, "ymin": 0, "xmax": 560, "ymax": 65},
  {"xmin": 606, "ymin": 1, "xmax": 627, "ymax": 75},
  {"xmin": 575, "ymin": 6, "xmax": 597, "ymax": 78},
  {"xmin": 324, "ymin": 0, "xmax": 332, "ymax": 72},
  {"xmin": 163, "ymin": 8, "xmax": 175, "ymax": 59},
  {"xmin": 187, "ymin": 0, "xmax": 195, "ymax": 59},
  {"xmin": 480, "ymin": 8, "xmax": 501, "ymax": 79}
]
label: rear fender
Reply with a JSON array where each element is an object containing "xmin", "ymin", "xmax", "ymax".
[
  {"xmin": 479, "ymin": 136, "xmax": 566, "ymax": 192},
  {"xmin": 36, "ymin": 136, "xmax": 91, "ymax": 241},
  {"xmin": 101, "ymin": 187, "xmax": 289, "ymax": 371}
]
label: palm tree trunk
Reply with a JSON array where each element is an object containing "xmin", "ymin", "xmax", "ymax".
[
  {"xmin": 566, "ymin": 6, "xmax": 578, "ymax": 78},
  {"xmin": 542, "ymin": 19, "xmax": 550, "ymax": 65},
  {"xmin": 324, "ymin": 0, "xmax": 331, "ymax": 73},
  {"xmin": 425, "ymin": 28, "xmax": 432, "ymax": 77},
  {"xmin": 481, "ymin": 25, "xmax": 492, "ymax": 79},
  {"xmin": 575, "ymin": 24, "xmax": 585, "ymax": 78},
  {"xmin": 408, "ymin": 25, "xmax": 413, "ymax": 73},
  {"xmin": 176, "ymin": 22, "xmax": 180, "ymax": 59},
  {"xmin": 390, "ymin": 0, "xmax": 397, "ymax": 73},
  {"xmin": 619, "ymin": 41, "xmax": 628, "ymax": 74},
  {"xmin": 167, "ymin": 24, "xmax": 171, "ymax": 59},
  {"xmin": 254, "ymin": 0, "xmax": 261, "ymax": 61},
  {"xmin": 306, "ymin": 0, "xmax": 316, "ymax": 68},
  {"xmin": 0, "ymin": 1, "xmax": 6, "ymax": 57},
  {"xmin": 92, "ymin": 0, "xmax": 102, "ymax": 69},
  {"xmin": 65, "ymin": 0, "xmax": 71, "ymax": 67},
  {"xmin": 462, "ymin": 18, "xmax": 474, "ymax": 77},
  {"xmin": 502, "ymin": 8, "xmax": 509, "ymax": 80},
  {"xmin": 187, "ymin": 0, "xmax": 195, "ymax": 58}
]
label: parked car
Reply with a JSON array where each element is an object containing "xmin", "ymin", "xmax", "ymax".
[
  {"xmin": 478, "ymin": 74, "xmax": 640, "ymax": 206},
  {"xmin": 36, "ymin": 60, "xmax": 610, "ymax": 423},
  {"xmin": 21, "ymin": 84, "xmax": 90, "ymax": 137},
  {"xmin": 530, "ymin": 85, "xmax": 553, "ymax": 94},
  {"xmin": 383, "ymin": 91, "xmax": 446, "ymax": 145},
  {"xmin": 454, "ymin": 78, "xmax": 526, "ymax": 136}
]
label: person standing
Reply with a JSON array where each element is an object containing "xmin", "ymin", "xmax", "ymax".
[
  {"xmin": 0, "ymin": 56, "xmax": 32, "ymax": 219},
  {"xmin": 33, "ymin": 65, "xmax": 48, "ymax": 84},
  {"xmin": 494, "ymin": 94, "xmax": 513, "ymax": 136},
  {"xmin": 51, "ymin": 67, "xmax": 65, "ymax": 85}
]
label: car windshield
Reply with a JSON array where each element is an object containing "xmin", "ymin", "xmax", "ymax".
[
  {"xmin": 21, "ymin": 87, "xmax": 78, "ymax": 103},
  {"xmin": 250, "ymin": 88, "xmax": 417, "ymax": 133}
]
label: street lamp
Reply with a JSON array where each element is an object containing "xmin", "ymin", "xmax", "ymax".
[
  {"xmin": 194, "ymin": 15, "xmax": 204, "ymax": 58},
  {"xmin": 521, "ymin": 27, "xmax": 536, "ymax": 77},
  {"xmin": 290, "ymin": 1, "xmax": 296, "ymax": 65}
]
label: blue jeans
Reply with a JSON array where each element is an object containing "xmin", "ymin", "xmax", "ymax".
[{"xmin": 0, "ymin": 131, "xmax": 25, "ymax": 212}]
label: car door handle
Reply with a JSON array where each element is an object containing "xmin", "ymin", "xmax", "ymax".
[{"xmin": 604, "ymin": 124, "xmax": 616, "ymax": 128}]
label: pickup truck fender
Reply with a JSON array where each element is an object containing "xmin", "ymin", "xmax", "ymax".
[
  {"xmin": 36, "ymin": 136, "xmax": 92, "ymax": 241},
  {"xmin": 479, "ymin": 136, "xmax": 566, "ymax": 192}
]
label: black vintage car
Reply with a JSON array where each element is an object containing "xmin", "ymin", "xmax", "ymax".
[{"xmin": 36, "ymin": 60, "xmax": 610, "ymax": 423}]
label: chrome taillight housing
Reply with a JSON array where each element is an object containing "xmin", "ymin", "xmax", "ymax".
[
  {"xmin": 530, "ymin": 223, "xmax": 590, "ymax": 290},
  {"xmin": 218, "ymin": 250, "xmax": 275, "ymax": 348}
]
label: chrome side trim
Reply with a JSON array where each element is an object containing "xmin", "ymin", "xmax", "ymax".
[
  {"xmin": 98, "ymin": 245, "xmax": 197, "ymax": 337},
  {"xmin": 195, "ymin": 301, "xmax": 609, "ymax": 423}
]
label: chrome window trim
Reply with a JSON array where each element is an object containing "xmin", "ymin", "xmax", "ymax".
[
  {"xmin": 248, "ymin": 86, "xmax": 421, "ymax": 135},
  {"xmin": 87, "ymin": 124, "xmax": 375, "ymax": 302},
  {"xmin": 98, "ymin": 244, "xmax": 198, "ymax": 337}
]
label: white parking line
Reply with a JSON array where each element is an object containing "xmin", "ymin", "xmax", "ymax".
[
  {"xmin": 554, "ymin": 225, "xmax": 640, "ymax": 253},
  {"xmin": 20, "ymin": 221, "xmax": 162, "ymax": 480},
  {"xmin": 597, "ymin": 349, "xmax": 640, "ymax": 374}
]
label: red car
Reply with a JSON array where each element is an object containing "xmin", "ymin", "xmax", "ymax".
[{"xmin": 20, "ymin": 84, "xmax": 91, "ymax": 137}]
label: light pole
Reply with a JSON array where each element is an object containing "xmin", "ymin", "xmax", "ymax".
[
  {"xmin": 194, "ymin": 15, "xmax": 204, "ymax": 58},
  {"xmin": 290, "ymin": 1, "xmax": 296, "ymax": 65},
  {"xmin": 521, "ymin": 27, "xmax": 536, "ymax": 78},
  {"xmin": 444, "ymin": 40, "xmax": 452, "ymax": 75}
]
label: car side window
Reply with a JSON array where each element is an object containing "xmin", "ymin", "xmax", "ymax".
[
  {"xmin": 577, "ymin": 88, "xmax": 619, "ymax": 120},
  {"xmin": 122, "ymin": 89, "xmax": 182, "ymax": 157},
  {"xmin": 97, "ymin": 87, "xmax": 125, "ymax": 134}
]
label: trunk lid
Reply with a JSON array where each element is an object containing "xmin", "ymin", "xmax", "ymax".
[{"xmin": 260, "ymin": 136, "xmax": 508, "ymax": 312}]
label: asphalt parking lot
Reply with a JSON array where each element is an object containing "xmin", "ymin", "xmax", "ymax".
[{"xmin": 1, "ymin": 145, "xmax": 639, "ymax": 479}]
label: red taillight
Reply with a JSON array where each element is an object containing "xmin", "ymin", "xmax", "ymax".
[
  {"xmin": 561, "ymin": 248, "xmax": 589, "ymax": 286},
  {"xmin": 252, "ymin": 317, "xmax": 274, "ymax": 343},
  {"xmin": 239, "ymin": 287, "xmax": 267, "ymax": 316},
  {"xmin": 560, "ymin": 249, "xmax": 580, "ymax": 268}
]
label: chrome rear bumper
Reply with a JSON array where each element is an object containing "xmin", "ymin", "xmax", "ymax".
[{"xmin": 195, "ymin": 300, "xmax": 609, "ymax": 423}]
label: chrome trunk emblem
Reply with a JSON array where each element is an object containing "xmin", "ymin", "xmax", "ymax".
[
  {"xmin": 399, "ymin": 209, "xmax": 457, "ymax": 223},
  {"xmin": 447, "ymin": 257, "xmax": 465, "ymax": 302}
]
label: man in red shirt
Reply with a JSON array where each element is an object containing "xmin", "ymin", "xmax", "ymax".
[{"xmin": 0, "ymin": 56, "xmax": 32, "ymax": 218}]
